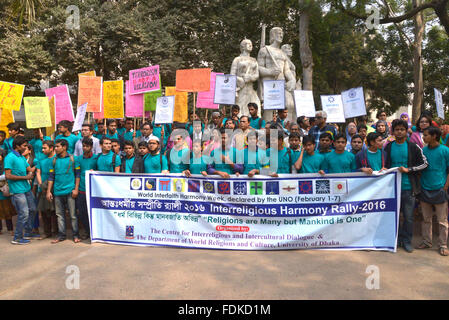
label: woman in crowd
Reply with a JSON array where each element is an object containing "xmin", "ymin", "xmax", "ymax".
[{"xmin": 410, "ymin": 114, "xmax": 432, "ymax": 149}]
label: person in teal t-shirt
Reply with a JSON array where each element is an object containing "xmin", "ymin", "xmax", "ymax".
[
  {"xmin": 242, "ymin": 131, "xmax": 263, "ymax": 177},
  {"xmin": 322, "ymin": 133, "xmax": 356, "ymax": 174},
  {"xmin": 143, "ymin": 136, "xmax": 169, "ymax": 173},
  {"xmin": 419, "ymin": 126, "xmax": 449, "ymax": 256},
  {"xmin": 355, "ymin": 132, "xmax": 385, "ymax": 174},
  {"xmin": 267, "ymin": 130, "xmax": 292, "ymax": 175},
  {"xmin": 295, "ymin": 135, "xmax": 325, "ymax": 174},
  {"xmin": 167, "ymin": 133, "xmax": 190, "ymax": 173},
  {"xmin": 207, "ymin": 128, "xmax": 243, "ymax": 178},
  {"xmin": 288, "ymin": 132, "xmax": 302, "ymax": 173},
  {"xmin": 55, "ymin": 120, "xmax": 81, "ymax": 154},
  {"xmin": 30, "ymin": 129, "xmax": 51, "ymax": 161},
  {"xmin": 3, "ymin": 123, "xmax": 21, "ymax": 154},
  {"xmin": 248, "ymin": 103, "xmax": 265, "ymax": 130},
  {"xmin": 96, "ymin": 137, "xmax": 121, "ymax": 172},
  {"xmin": 47, "ymin": 139, "xmax": 81, "ymax": 243},
  {"xmin": 184, "ymin": 141, "xmax": 210, "ymax": 177}
]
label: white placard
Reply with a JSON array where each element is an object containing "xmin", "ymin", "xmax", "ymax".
[
  {"xmin": 72, "ymin": 103, "xmax": 88, "ymax": 132},
  {"xmin": 213, "ymin": 74, "xmax": 237, "ymax": 105},
  {"xmin": 263, "ymin": 80, "xmax": 285, "ymax": 110},
  {"xmin": 320, "ymin": 95, "xmax": 346, "ymax": 123},
  {"xmin": 154, "ymin": 96, "xmax": 175, "ymax": 124},
  {"xmin": 435, "ymin": 88, "xmax": 444, "ymax": 119},
  {"xmin": 294, "ymin": 90, "xmax": 316, "ymax": 117},
  {"xmin": 341, "ymin": 87, "xmax": 367, "ymax": 119}
]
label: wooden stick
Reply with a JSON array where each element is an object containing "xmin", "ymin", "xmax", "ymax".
[{"xmin": 193, "ymin": 92, "xmax": 197, "ymax": 117}]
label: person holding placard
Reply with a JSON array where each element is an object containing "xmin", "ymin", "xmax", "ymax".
[
  {"xmin": 55, "ymin": 120, "xmax": 81, "ymax": 155},
  {"xmin": 207, "ymin": 128, "xmax": 243, "ymax": 178},
  {"xmin": 30, "ymin": 129, "xmax": 51, "ymax": 162},
  {"xmin": 221, "ymin": 105, "xmax": 240, "ymax": 128},
  {"xmin": 143, "ymin": 136, "xmax": 169, "ymax": 174},
  {"xmin": 296, "ymin": 116, "xmax": 310, "ymax": 136}
]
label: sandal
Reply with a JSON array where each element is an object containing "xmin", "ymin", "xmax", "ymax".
[
  {"xmin": 73, "ymin": 237, "xmax": 81, "ymax": 243},
  {"xmin": 51, "ymin": 238, "xmax": 64, "ymax": 244},
  {"xmin": 439, "ymin": 247, "xmax": 449, "ymax": 256},
  {"xmin": 417, "ymin": 242, "xmax": 432, "ymax": 249}
]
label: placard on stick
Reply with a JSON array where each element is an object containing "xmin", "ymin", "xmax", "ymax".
[
  {"xmin": 24, "ymin": 97, "xmax": 52, "ymax": 129},
  {"xmin": 0, "ymin": 81, "xmax": 25, "ymax": 111},
  {"xmin": 176, "ymin": 69, "xmax": 211, "ymax": 92},
  {"xmin": 78, "ymin": 76, "xmax": 103, "ymax": 113},
  {"xmin": 129, "ymin": 65, "xmax": 160, "ymax": 95},
  {"xmin": 103, "ymin": 80, "xmax": 124, "ymax": 119}
]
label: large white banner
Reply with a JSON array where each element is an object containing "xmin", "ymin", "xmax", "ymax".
[{"xmin": 86, "ymin": 172, "xmax": 400, "ymax": 252}]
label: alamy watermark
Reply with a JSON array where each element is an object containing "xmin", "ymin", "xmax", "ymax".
[
  {"xmin": 365, "ymin": 265, "xmax": 380, "ymax": 290},
  {"xmin": 65, "ymin": 265, "xmax": 80, "ymax": 290},
  {"xmin": 66, "ymin": 5, "xmax": 80, "ymax": 30}
]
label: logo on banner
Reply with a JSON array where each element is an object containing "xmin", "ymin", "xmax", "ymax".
[
  {"xmin": 280, "ymin": 180, "xmax": 297, "ymax": 195},
  {"xmin": 188, "ymin": 180, "xmax": 201, "ymax": 193},
  {"xmin": 250, "ymin": 182, "xmax": 263, "ymax": 195},
  {"xmin": 125, "ymin": 226, "xmax": 134, "ymax": 240},
  {"xmin": 266, "ymin": 181, "xmax": 279, "ymax": 195},
  {"xmin": 130, "ymin": 178, "xmax": 142, "ymax": 190},
  {"xmin": 233, "ymin": 182, "xmax": 247, "ymax": 195},
  {"xmin": 203, "ymin": 181, "xmax": 215, "ymax": 193},
  {"xmin": 316, "ymin": 180, "xmax": 330, "ymax": 194},
  {"xmin": 218, "ymin": 181, "xmax": 231, "ymax": 195},
  {"xmin": 159, "ymin": 179, "xmax": 171, "ymax": 191},
  {"xmin": 298, "ymin": 181, "xmax": 313, "ymax": 194},
  {"xmin": 144, "ymin": 178, "xmax": 156, "ymax": 191},
  {"xmin": 173, "ymin": 178, "xmax": 186, "ymax": 192},
  {"xmin": 332, "ymin": 180, "xmax": 348, "ymax": 194}
]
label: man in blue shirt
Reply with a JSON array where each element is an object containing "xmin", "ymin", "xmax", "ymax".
[
  {"xmin": 309, "ymin": 111, "xmax": 338, "ymax": 150},
  {"xmin": 55, "ymin": 120, "xmax": 80, "ymax": 154},
  {"xmin": 418, "ymin": 126, "xmax": 449, "ymax": 256},
  {"xmin": 75, "ymin": 137, "xmax": 99, "ymax": 240},
  {"xmin": 384, "ymin": 119, "xmax": 428, "ymax": 253},
  {"xmin": 96, "ymin": 137, "xmax": 121, "ymax": 172},
  {"xmin": 47, "ymin": 139, "xmax": 81, "ymax": 243},
  {"xmin": 248, "ymin": 103, "xmax": 265, "ymax": 130},
  {"xmin": 5, "ymin": 136, "xmax": 38, "ymax": 244}
]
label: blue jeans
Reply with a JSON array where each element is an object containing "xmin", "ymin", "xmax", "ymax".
[
  {"xmin": 399, "ymin": 190, "xmax": 415, "ymax": 245},
  {"xmin": 55, "ymin": 195, "xmax": 78, "ymax": 240},
  {"xmin": 76, "ymin": 192, "xmax": 90, "ymax": 237},
  {"xmin": 10, "ymin": 191, "xmax": 37, "ymax": 240}
]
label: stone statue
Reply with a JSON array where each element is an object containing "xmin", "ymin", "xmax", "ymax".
[
  {"xmin": 281, "ymin": 44, "xmax": 302, "ymax": 90},
  {"xmin": 230, "ymin": 39, "xmax": 261, "ymax": 117},
  {"xmin": 257, "ymin": 27, "xmax": 296, "ymax": 122}
]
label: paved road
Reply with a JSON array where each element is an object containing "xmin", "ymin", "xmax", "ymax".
[{"xmin": 1, "ymin": 228, "xmax": 448, "ymax": 300}]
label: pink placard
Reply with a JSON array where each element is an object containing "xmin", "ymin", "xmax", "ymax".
[
  {"xmin": 196, "ymin": 72, "xmax": 223, "ymax": 109},
  {"xmin": 45, "ymin": 85, "xmax": 74, "ymax": 123},
  {"xmin": 129, "ymin": 65, "xmax": 160, "ymax": 95},
  {"xmin": 125, "ymin": 80, "xmax": 144, "ymax": 117}
]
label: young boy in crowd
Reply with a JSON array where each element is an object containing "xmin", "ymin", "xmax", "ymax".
[
  {"xmin": 294, "ymin": 135, "xmax": 325, "ymax": 174},
  {"xmin": 356, "ymin": 132, "xmax": 385, "ymax": 174},
  {"xmin": 184, "ymin": 141, "xmax": 210, "ymax": 177},
  {"xmin": 322, "ymin": 133, "xmax": 356, "ymax": 173},
  {"xmin": 267, "ymin": 131, "xmax": 292, "ymax": 176},
  {"xmin": 318, "ymin": 132, "xmax": 333, "ymax": 155},
  {"xmin": 120, "ymin": 141, "xmax": 144, "ymax": 173},
  {"xmin": 349, "ymin": 134, "xmax": 364, "ymax": 155},
  {"xmin": 143, "ymin": 136, "xmax": 169, "ymax": 174},
  {"xmin": 288, "ymin": 132, "xmax": 302, "ymax": 173},
  {"xmin": 96, "ymin": 138, "xmax": 121, "ymax": 173}
]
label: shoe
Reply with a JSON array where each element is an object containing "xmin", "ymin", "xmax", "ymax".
[
  {"xmin": 11, "ymin": 238, "xmax": 31, "ymax": 245},
  {"xmin": 439, "ymin": 247, "xmax": 449, "ymax": 256},
  {"xmin": 403, "ymin": 243, "xmax": 414, "ymax": 253},
  {"xmin": 24, "ymin": 233, "xmax": 43, "ymax": 240}
]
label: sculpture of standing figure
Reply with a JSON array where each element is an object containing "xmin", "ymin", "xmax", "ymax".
[
  {"xmin": 257, "ymin": 27, "xmax": 296, "ymax": 122},
  {"xmin": 230, "ymin": 39, "xmax": 261, "ymax": 117},
  {"xmin": 281, "ymin": 44, "xmax": 302, "ymax": 90}
]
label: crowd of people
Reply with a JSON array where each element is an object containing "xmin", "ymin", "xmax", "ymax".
[{"xmin": 0, "ymin": 103, "xmax": 448, "ymax": 256}]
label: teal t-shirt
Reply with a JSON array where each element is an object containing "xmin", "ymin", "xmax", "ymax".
[
  {"xmin": 3, "ymin": 137, "xmax": 14, "ymax": 154},
  {"xmin": 117, "ymin": 128, "xmax": 125, "ymax": 136},
  {"xmin": 76, "ymin": 154, "xmax": 98, "ymax": 192},
  {"xmin": 124, "ymin": 156, "xmax": 135, "ymax": 173},
  {"xmin": 421, "ymin": 145, "xmax": 449, "ymax": 191},
  {"xmin": 55, "ymin": 134, "xmax": 81, "ymax": 154},
  {"xmin": 323, "ymin": 151, "xmax": 356, "ymax": 173},
  {"xmin": 143, "ymin": 153, "xmax": 169, "ymax": 173},
  {"xmin": 96, "ymin": 151, "xmax": 121, "ymax": 172},
  {"xmin": 49, "ymin": 155, "xmax": 80, "ymax": 196},
  {"xmin": 390, "ymin": 141, "xmax": 411, "ymax": 190},
  {"xmin": 267, "ymin": 147, "xmax": 292, "ymax": 174},
  {"xmin": 168, "ymin": 148, "xmax": 190, "ymax": 173},
  {"xmin": 290, "ymin": 148, "xmax": 301, "ymax": 173},
  {"xmin": 367, "ymin": 149, "xmax": 383, "ymax": 171},
  {"xmin": 123, "ymin": 130, "xmax": 134, "ymax": 142},
  {"xmin": 210, "ymin": 147, "xmax": 241, "ymax": 174},
  {"xmin": 243, "ymin": 149, "xmax": 261, "ymax": 174},
  {"xmin": 189, "ymin": 155, "xmax": 211, "ymax": 174},
  {"xmin": 4, "ymin": 151, "xmax": 30, "ymax": 194},
  {"xmin": 249, "ymin": 117, "xmax": 266, "ymax": 130},
  {"xmin": 37, "ymin": 154, "xmax": 56, "ymax": 192},
  {"xmin": 300, "ymin": 152, "xmax": 325, "ymax": 174},
  {"xmin": 30, "ymin": 136, "xmax": 51, "ymax": 161}
]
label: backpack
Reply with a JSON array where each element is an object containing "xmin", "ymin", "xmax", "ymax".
[
  {"xmin": 96, "ymin": 153, "xmax": 117, "ymax": 171},
  {"xmin": 53, "ymin": 154, "xmax": 75, "ymax": 174}
]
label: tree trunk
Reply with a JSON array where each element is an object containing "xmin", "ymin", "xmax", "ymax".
[
  {"xmin": 299, "ymin": 2, "xmax": 314, "ymax": 91},
  {"xmin": 411, "ymin": 0, "xmax": 424, "ymax": 123}
]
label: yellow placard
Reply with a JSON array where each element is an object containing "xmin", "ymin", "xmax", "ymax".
[
  {"xmin": 165, "ymin": 87, "xmax": 188, "ymax": 123},
  {"xmin": 24, "ymin": 97, "xmax": 52, "ymax": 129},
  {"xmin": 79, "ymin": 70, "xmax": 96, "ymax": 77},
  {"xmin": 0, "ymin": 108, "xmax": 14, "ymax": 137},
  {"xmin": 46, "ymin": 96, "xmax": 57, "ymax": 137},
  {"xmin": 103, "ymin": 80, "xmax": 124, "ymax": 119},
  {"xmin": 0, "ymin": 81, "xmax": 25, "ymax": 111}
]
